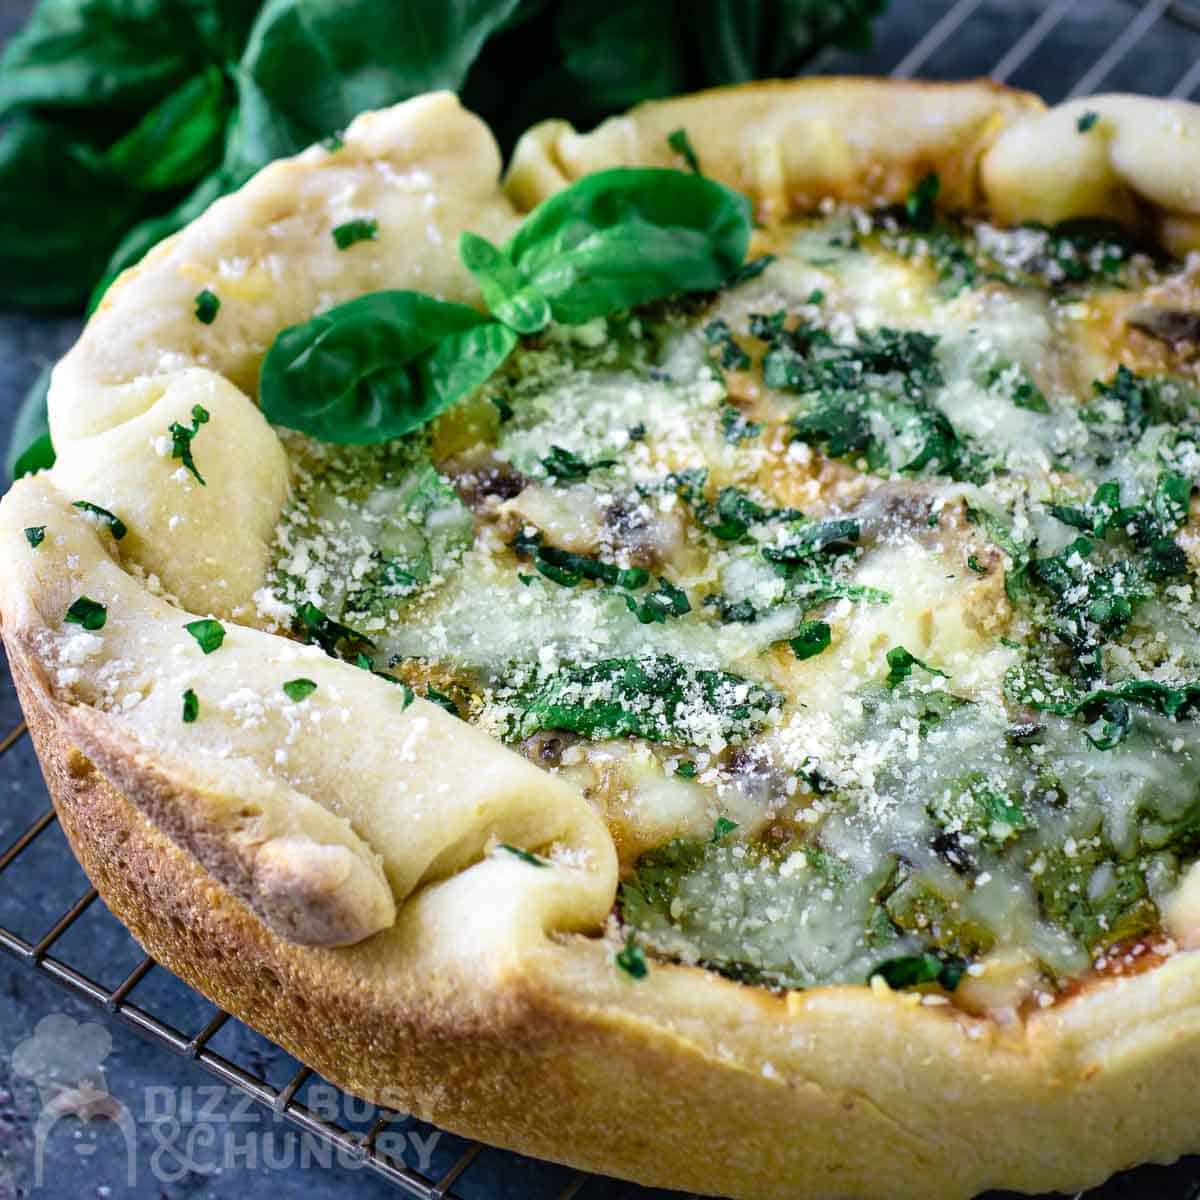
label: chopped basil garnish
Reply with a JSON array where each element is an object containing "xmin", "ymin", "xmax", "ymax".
[
  {"xmin": 23, "ymin": 525, "xmax": 45, "ymax": 548},
  {"xmin": 872, "ymin": 951, "xmax": 965, "ymax": 991},
  {"xmin": 72, "ymin": 500, "xmax": 126, "ymax": 540},
  {"xmin": 282, "ymin": 678, "xmax": 318, "ymax": 702},
  {"xmin": 498, "ymin": 843, "xmax": 549, "ymax": 868},
  {"xmin": 720, "ymin": 405, "xmax": 761, "ymax": 444},
  {"xmin": 615, "ymin": 933, "xmax": 648, "ymax": 979},
  {"xmin": 623, "ymin": 577, "xmax": 690, "ymax": 624},
  {"xmin": 425, "ymin": 686, "xmax": 461, "ymax": 717},
  {"xmin": 513, "ymin": 528, "xmax": 649, "ymax": 591},
  {"xmin": 353, "ymin": 652, "xmax": 414, "ymax": 705},
  {"xmin": 516, "ymin": 654, "xmax": 778, "ymax": 745},
  {"xmin": 904, "ymin": 171, "xmax": 939, "ymax": 229},
  {"xmin": 726, "ymin": 254, "xmax": 775, "ymax": 287},
  {"xmin": 194, "ymin": 288, "xmax": 220, "ymax": 324},
  {"xmin": 295, "ymin": 601, "xmax": 373, "ymax": 655},
  {"xmin": 181, "ymin": 688, "xmax": 199, "ymax": 723},
  {"xmin": 332, "ymin": 218, "xmax": 378, "ymax": 250},
  {"xmin": 169, "ymin": 404, "xmax": 210, "ymax": 485},
  {"xmin": 1005, "ymin": 662, "xmax": 1200, "ymax": 751},
  {"xmin": 1077, "ymin": 110, "xmax": 1099, "ymax": 133},
  {"xmin": 790, "ymin": 620, "xmax": 831, "ymax": 660},
  {"xmin": 65, "ymin": 596, "xmax": 106, "ymax": 630},
  {"xmin": 885, "ymin": 646, "xmax": 948, "ymax": 687},
  {"xmin": 184, "ymin": 617, "xmax": 225, "ymax": 654},
  {"xmin": 710, "ymin": 817, "xmax": 738, "ymax": 843},
  {"xmin": 704, "ymin": 318, "xmax": 750, "ymax": 370},
  {"xmin": 672, "ymin": 471, "xmax": 801, "ymax": 542},
  {"xmin": 666, "ymin": 127, "xmax": 701, "ymax": 174},
  {"xmin": 540, "ymin": 444, "xmax": 615, "ymax": 480},
  {"xmin": 674, "ymin": 761, "xmax": 697, "ymax": 778}
]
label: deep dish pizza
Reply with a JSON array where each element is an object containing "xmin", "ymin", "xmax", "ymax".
[{"xmin": 4, "ymin": 79, "xmax": 1200, "ymax": 1199}]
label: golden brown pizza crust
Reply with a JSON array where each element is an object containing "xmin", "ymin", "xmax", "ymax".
[{"xmin": 7, "ymin": 77, "xmax": 1200, "ymax": 1199}]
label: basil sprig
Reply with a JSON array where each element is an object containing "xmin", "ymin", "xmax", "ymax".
[
  {"xmin": 260, "ymin": 168, "xmax": 753, "ymax": 445},
  {"xmin": 462, "ymin": 168, "xmax": 751, "ymax": 333},
  {"xmin": 260, "ymin": 292, "xmax": 518, "ymax": 444}
]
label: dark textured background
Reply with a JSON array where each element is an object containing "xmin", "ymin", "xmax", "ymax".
[{"xmin": 3, "ymin": 2, "xmax": 1200, "ymax": 1197}]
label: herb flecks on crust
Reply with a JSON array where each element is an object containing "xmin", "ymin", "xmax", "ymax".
[{"xmin": 257, "ymin": 191, "xmax": 1200, "ymax": 1010}]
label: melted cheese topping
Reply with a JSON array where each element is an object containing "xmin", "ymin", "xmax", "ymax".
[{"xmin": 262, "ymin": 206, "xmax": 1200, "ymax": 1010}]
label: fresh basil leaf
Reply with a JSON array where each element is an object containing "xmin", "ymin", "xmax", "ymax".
[
  {"xmin": 232, "ymin": 0, "xmax": 523, "ymax": 164},
  {"xmin": 7, "ymin": 366, "xmax": 55, "ymax": 482},
  {"xmin": 689, "ymin": 0, "xmax": 885, "ymax": 83},
  {"xmin": 0, "ymin": 113, "xmax": 143, "ymax": 308},
  {"xmin": 24, "ymin": 526, "xmax": 46, "ymax": 549},
  {"xmin": 459, "ymin": 231, "xmax": 551, "ymax": 333},
  {"xmin": 259, "ymin": 291, "xmax": 517, "ymax": 444},
  {"xmin": 500, "ymin": 167, "xmax": 752, "ymax": 325},
  {"xmin": 98, "ymin": 66, "xmax": 231, "ymax": 193},
  {"xmin": 11, "ymin": 434, "xmax": 55, "ymax": 481},
  {"xmin": 181, "ymin": 688, "xmax": 199, "ymax": 723},
  {"xmin": 1077, "ymin": 110, "xmax": 1099, "ymax": 133},
  {"xmin": 0, "ymin": 0, "xmax": 219, "ymax": 116},
  {"xmin": 423, "ymin": 321, "xmax": 520, "ymax": 420}
]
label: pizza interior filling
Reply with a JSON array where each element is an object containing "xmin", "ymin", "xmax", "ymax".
[{"xmin": 259, "ymin": 186, "xmax": 1200, "ymax": 1010}]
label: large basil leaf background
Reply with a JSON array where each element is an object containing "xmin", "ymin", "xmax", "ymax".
[{"xmin": 0, "ymin": 0, "xmax": 885, "ymax": 478}]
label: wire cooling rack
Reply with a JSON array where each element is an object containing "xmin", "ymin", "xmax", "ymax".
[{"xmin": 4, "ymin": 3, "xmax": 1200, "ymax": 1198}]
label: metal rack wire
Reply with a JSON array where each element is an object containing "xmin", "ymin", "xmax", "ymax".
[{"xmin": 3, "ymin": 2, "xmax": 1200, "ymax": 1198}]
